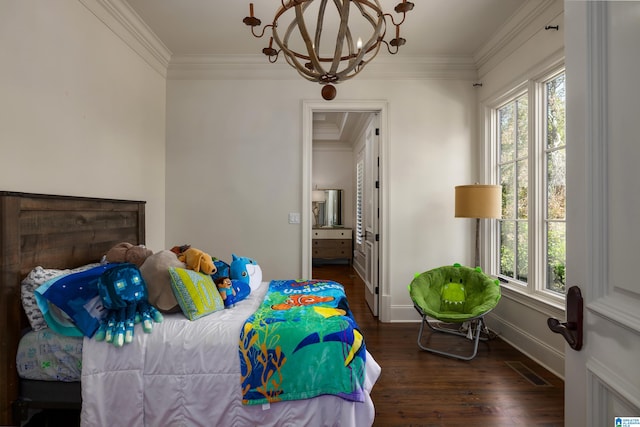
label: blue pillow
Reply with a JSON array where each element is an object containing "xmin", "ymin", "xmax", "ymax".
[{"xmin": 35, "ymin": 264, "xmax": 120, "ymax": 337}]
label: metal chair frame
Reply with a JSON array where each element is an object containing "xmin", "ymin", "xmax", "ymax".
[{"xmin": 414, "ymin": 305, "xmax": 494, "ymax": 361}]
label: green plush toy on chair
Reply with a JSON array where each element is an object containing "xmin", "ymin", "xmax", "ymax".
[{"xmin": 408, "ymin": 263, "xmax": 501, "ymax": 360}]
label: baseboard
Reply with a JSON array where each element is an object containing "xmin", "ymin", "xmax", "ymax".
[
  {"xmin": 389, "ymin": 303, "xmax": 422, "ymax": 322},
  {"xmin": 486, "ymin": 312, "xmax": 565, "ymax": 379}
]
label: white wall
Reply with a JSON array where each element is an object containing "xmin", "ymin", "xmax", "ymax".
[
  {"xmin": 165, "ymin": 76, "xmax": 476, "ymax": 307},
  {"xmin": 0, "ymin": 0, "xmax": 167, "ymax": 251},
  {"xmin": 475, "ymin": 0, "xmax": 566, "ymax": 377},
  {"xmin": 385, "ymin": 79, "xmax": 477, "ymax": 320}
]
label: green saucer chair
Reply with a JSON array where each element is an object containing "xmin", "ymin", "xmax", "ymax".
[{"xmin": 408, "ymin": 263, "xmax": 501, "ymax": 360}]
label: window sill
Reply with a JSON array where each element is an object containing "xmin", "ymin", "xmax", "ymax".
[{"xmin": 498, "ymin": 281, "xmax": 566, "ymax": 319}]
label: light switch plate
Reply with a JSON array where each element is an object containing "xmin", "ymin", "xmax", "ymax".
[{"xmin": 288, "ymin": 212, "xmax": 301, "ymax": 224}]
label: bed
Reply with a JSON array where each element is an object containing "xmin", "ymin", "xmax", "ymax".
[{"xmin": 0, "ymin": 191, "xmax": 381, "ymax": 426}]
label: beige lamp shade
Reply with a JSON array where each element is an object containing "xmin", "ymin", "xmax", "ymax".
[
  {"xmin": 312, "ymin": 190, "xmax": 326, "ymax": 202},
  {"xmin": 455, "ymin": 185, "xmax": 502, "ymax": 219}
]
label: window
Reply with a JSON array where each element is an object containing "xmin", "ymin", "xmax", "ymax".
[
  {"xmin": 492, "ymin": 68, "xmax": 566, "ymax": 299},
  {"xmin": 544, "ymin": 72, "xmax": 566, "ymax": 293},
  {"xmin": 498, "ymin": 93, "xmax": 529, "ymax": 283}
]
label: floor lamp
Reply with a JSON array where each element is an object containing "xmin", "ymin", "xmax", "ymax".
[{"xmin": 455, "ymin": 184, "xmax": 502, "ymax": 268}]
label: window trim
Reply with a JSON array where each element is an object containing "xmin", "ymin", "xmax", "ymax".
[{"xmin": 481, "ymin": 59, "xmax": 566, "ymax": 309}]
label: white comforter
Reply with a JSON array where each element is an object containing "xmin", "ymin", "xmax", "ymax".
[{"xmin": 81, "ymin": 282, "xmax": 381, "ymax": 427}]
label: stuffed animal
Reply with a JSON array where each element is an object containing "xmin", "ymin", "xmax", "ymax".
[
  {"xmin": 170, "ymin": 244, "xmax": 191, "ymax": 256},
  {"xmin": 140, "ymin": 250, "xmax": 186, "ymax": 314},
  {"xmin": 106, "ymin": 242, "xmax": 153, "ymax": 267},
  {"xmin": 211, "ymin": 258, "xmax": 230, "ymax": 281},
  {"xmin": 94, "ymin": 263, "xmax": 163, "ymax": 347},
  {"xmin": 227, "ymin": 254, "xmax": 261, "ymax": 305},
  {"xmin": 178, "ymin": 248, "xmax": 216, "ymax": 275},
  {"xmin": 214, "ymin": 277, "xmax": 237, "ymax": 308},
  {"xmin": 230, "ymin": 254, "xmax": 262, "ymax": 291},
  {"xmin": 229, "ymin": 279, "xmax": 251, "ymax": 307},
  {"xmin": 209, "ymin": 254, "xmax": 260, "ymax": 307}
]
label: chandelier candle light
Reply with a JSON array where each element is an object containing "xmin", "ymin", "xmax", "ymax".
[{"xmin": 243, "ymin": 0, "xmax": 414, "ymax": 100}]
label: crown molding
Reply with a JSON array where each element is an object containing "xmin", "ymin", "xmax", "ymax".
[
  {"xmin": 167, "ymin": 54, "xmax": 478, "ymax": 81},
  {"xmin": 474, "ymin": 0, "xmax": 563, "ymax": 75},
  {"xmin": 79, "ymin": 0, "xmax": 172, "ymax": 77}
]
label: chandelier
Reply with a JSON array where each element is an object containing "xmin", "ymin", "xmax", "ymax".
[{"xmin": 243, "ymin": 0, "xmax": 414, "ymax": 100}]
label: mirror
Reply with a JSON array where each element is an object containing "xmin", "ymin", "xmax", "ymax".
[
  {"xmin": 312, "ymin": 189, "xmax": 343, "ymax": 228},
  {"xmin": 324, "ymin": 189, "xmax": 343, "ymax": 227}
]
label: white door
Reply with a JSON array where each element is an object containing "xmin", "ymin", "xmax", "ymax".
[
  {"xmin": 364, "ymin": 116, "xmax": 379, "ymax": 316},
  {"xmin": 565, "ymin": 2, "xmax": 640, "ymax": 426}
]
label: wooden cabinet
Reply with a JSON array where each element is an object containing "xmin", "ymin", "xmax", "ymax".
[{"xmin": 312, "ymin": 228, "xmax": 352, "ymax": 263}]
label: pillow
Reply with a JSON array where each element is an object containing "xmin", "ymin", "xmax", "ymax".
[
  {"xmin": 140, "ymin": 250, "xmax": 186, "ymax": 314},
  {"xmin": 17, "ymin": 329, "xmax": 83, "ymax": 381},
  {"xmin": 35, "ymin": 264, "xmax": 121, "ymax": 337},
  {"xmin": 21, "ymin": 264, "xmax": 99, "ymax": 331},
  {"xmin": 168, "ymin": 267, "xmax": 225, "ymax": 320}
]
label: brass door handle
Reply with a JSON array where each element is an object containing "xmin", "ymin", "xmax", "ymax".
[{"xmin": 547, "ymin": 286, "xmax": 583, "ymax": 351}]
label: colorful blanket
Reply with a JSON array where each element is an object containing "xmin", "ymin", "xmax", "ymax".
[{"xmin": 239, "ymin": 279, "xmax": 367, "ymax": 405}]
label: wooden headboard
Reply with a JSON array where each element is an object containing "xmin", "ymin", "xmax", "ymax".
[{"xmin": 0, "ymin": 191, "xmax": 146, "ymax": 425}]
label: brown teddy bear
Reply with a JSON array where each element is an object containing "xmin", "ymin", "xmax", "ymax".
[{"xmin": 105, "ymin": 242, "xmax": 153, "ymax": 267}]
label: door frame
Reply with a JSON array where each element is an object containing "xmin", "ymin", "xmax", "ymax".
[{"xmin": 302, "ymin": 100, "xmax": 390, "ymax": 321}]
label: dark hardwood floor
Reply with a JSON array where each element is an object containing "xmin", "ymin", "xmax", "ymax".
[{"xmin": 313, "ymin": 263, "xmax": 565, "ymax": 427}]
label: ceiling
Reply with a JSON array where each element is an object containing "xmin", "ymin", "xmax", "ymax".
[
  {"xmin": 122, "ymin": 0, "xmax": 530, "ymax": 146},
  {"xmin": 313, "ymin": 111, "xmax": 371, "ymax": 145},
  {"xmin": 125, "ymin": 0, "xmax": 528, "ymax": 58}
]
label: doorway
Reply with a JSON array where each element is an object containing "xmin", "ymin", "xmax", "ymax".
[{"xmin": 301, "ymin": 100, "xmax": 388, "ymax": 319}]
